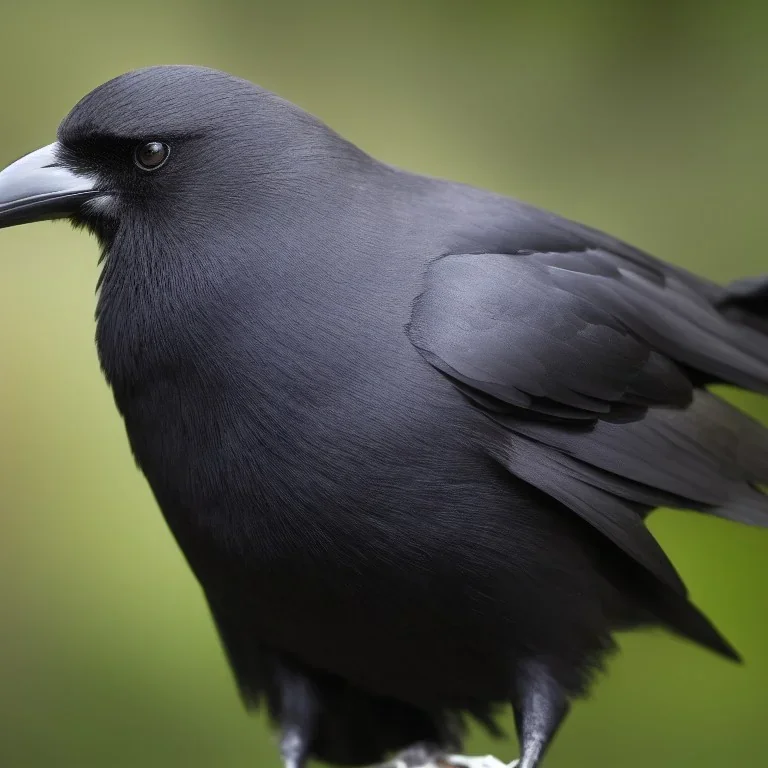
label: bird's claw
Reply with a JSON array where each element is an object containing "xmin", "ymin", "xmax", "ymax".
[
  {"xmin": 377, "ymin": 754, "xmax": 518, "ymax": 768},
  {"xmin": 445, "ymin": 755, "xmax": 519, "ymax": 768},
  {"xmin": 375, "ymin": 753, "xmax": 440, "ymax": 768}
]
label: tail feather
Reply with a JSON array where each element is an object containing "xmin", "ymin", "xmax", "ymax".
[{"xmin": 650, "ymin": 586, "xmax": 742, "ymax": 663}]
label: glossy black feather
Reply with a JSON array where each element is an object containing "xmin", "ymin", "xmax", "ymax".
[{"xmin": 408, "ymin": 249, "xmax": 768, "ymax": 417}]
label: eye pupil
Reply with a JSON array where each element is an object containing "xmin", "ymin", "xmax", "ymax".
[{"xmin": 135, "ymin": 141, "xmax": 170, "ymax": 170}]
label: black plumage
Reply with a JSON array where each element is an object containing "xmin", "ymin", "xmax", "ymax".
[{"xmin": 1, "ymin": 65, "xmax": 767, "ymax": 768}]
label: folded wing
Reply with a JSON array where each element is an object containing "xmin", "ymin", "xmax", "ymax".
[{"xmin": 407, "ymin": 246, "xmax": 768, "ymax": 659}]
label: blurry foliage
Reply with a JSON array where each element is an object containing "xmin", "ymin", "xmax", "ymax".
[{"xmin": 1, "ymin": 1, "xmax": 767, "ymax": 766}]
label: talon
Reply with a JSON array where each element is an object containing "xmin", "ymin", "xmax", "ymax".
[
  {"xmin": 445, "ymin": 755, "xmax": 517, "ymax": 768},
  {"xmin": 375, "ymin": 750, "xmax": 443, "ymax": 768}
]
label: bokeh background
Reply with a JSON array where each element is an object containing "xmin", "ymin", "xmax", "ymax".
[{"xmin": 1, "ymin": 1, "xmax": 767, "ymax": 766}]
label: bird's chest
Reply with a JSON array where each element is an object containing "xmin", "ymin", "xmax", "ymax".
[
  {"xmin": 112, "ymin": 355, "xmax": 348, "ymax": 565},
  {"xmin": 94, "ymin": 260, "xmax": 482, "ymax": 631},
  {"xmin": 97, "ymin": 300, "xmax": 410, "ymax": 584},
  {"xmin": 95, "ymin": 296, "xmax": 517, "ymax": 699}
]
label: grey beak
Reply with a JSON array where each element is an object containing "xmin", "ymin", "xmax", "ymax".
[{"xmin": 0, "ymin": 142, "xmax": 98, "ymax": 229}]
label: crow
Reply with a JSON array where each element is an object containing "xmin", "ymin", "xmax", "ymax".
[{"xmin": 0, "ymin": 65, "xmax": 766, "ymax": 768}]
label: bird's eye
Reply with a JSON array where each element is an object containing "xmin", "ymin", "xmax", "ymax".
[{"xmin": 134, "ymin": 141, "xmax": 170, "ymax": 171}]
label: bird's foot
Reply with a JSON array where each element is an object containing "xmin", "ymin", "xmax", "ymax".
[
  {"xmin": 376, "ymin": 746, "xmax": 518, "ymax": 768},
  {"xmin": 376, "ymin": 743, "xmax": 446, "ymax": 768},
  {"xmin": 444, "ymin": 755, "xmax": 519, "ymax": 768}
]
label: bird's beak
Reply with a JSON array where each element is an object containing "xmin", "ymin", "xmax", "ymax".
[{"xmin": 0, "ymin": 142, "xmax": 98, "ymax": 230}]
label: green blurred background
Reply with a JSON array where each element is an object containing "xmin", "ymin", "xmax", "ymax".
[{"xmin": 1, "ymin": 1, "xmax": 767, "ymax": 766}]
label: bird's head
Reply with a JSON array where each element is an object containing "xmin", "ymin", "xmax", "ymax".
[{"xmin": 0, "ymin": 65, "xmax": 358, "ymax": 246}]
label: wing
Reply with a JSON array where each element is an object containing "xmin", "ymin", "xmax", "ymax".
[
  {"xmin": 407, "ymin": 245, "xmax": 768, "ymax": 657},
  {"xmin": 408, "ymin": 248, "xmax": 768, "ymax": 421}
]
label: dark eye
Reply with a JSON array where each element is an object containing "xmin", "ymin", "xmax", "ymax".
[{"xmin": 134, "ymin": 141, "xmax": 170, "ymax": 171}]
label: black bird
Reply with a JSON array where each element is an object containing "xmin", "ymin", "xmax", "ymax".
[{"xmin": 1, "ymin": 66, "xmax": 767, "ymax": 768}]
